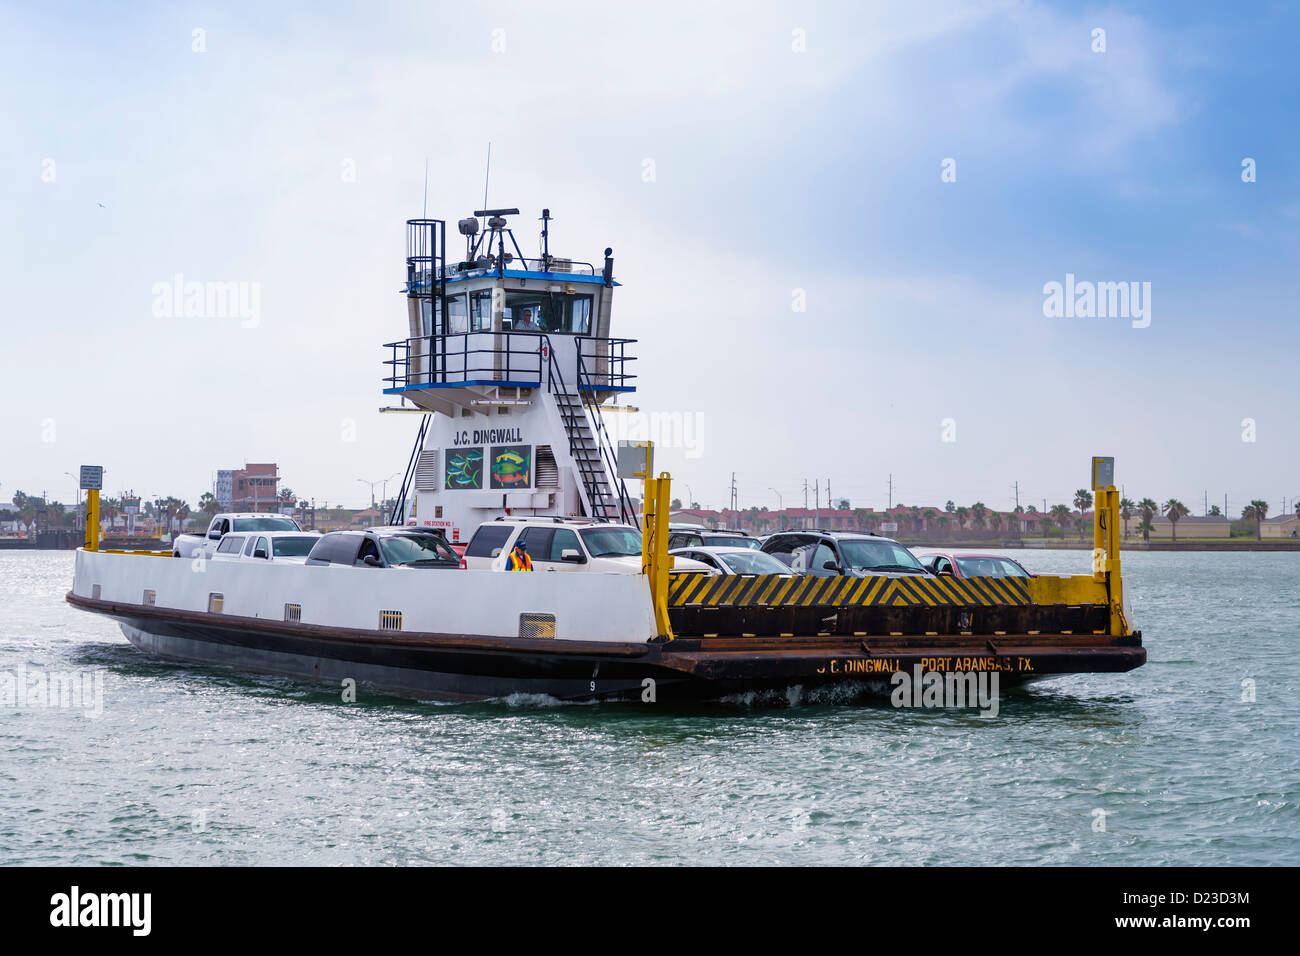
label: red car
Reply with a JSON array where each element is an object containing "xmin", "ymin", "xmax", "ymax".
[{"xmin": 912, "ymin": 549, "xmax": 1031, "ymax": 579}]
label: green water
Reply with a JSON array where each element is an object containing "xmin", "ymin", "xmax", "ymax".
[{"xmin": 1, "ymin": 550, "xmax": 1295, "ymax": 865}]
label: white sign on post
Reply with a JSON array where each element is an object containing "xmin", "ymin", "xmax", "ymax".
[
  {"xmin": 79, "ymin": 465, "xmax": 104, "ymax": 491},
  {"xmin": 617, "ymin": 441, "xmax": 652, "ymax": 480}
]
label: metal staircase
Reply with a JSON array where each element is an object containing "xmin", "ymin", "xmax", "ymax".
[
  {"xmin": 388, "ymin": 413, "xmax": 431, "ymax": 526},
  {"xmin": 545, "ymin": 342, "xmax": 636, "ymax": 524},
  {"xmin": 555, "ymin": 392, "xmax": 618, "ymax": 519}
]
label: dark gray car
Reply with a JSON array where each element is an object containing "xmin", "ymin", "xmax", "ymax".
[{"xmin": 306, "ymin": 527, "xmax": 460, "ymax": 569}]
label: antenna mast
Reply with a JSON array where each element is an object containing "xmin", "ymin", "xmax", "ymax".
[{"xmin": 481, "ymin": 142, "xmax": 492, "ymax": 232}]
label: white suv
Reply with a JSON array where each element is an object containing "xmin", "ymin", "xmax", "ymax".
[{"xmin": 463, "ymin": 517, "xmax": 710, "ymax": 574}]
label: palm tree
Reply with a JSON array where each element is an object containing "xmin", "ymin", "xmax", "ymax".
[
  {"xmin": 910, "ymin": 505, "xmax": 922, "ymax": 533},
  {"xmin": 970, "ymin": 501, "xmax": 988, "ymax": 529},
  {"xmin": 954, "ymin": 506, "xmax": 970, "ymax": 531},
  {"xmin": 1040, "ymin": 515, "xmax": 1055, "ymax": 537},
  {"xmin": 100, "ymin": 496, "xmax": 121, "ymax": 533},
  {"xmin": 1163, "ymin": 499, "xmax": 1189, "ymax": 542},
  {"xmin": 1208, "ymin": 504, "xmax": 1221, "ymax": 517},
  {"xmin": 1243, "ymin": 500, "xmax": 1269, "ymax": 540},
  {"xmin": 1074, "ymin": 488, "xmax": 1093, "ymax": 518},
  {"xmin": 923, "ymin": 508, "xmax": 937, "ymax": 534},
  {"xmin": 989, "ymin": 511, "xmax": 1004, "ymax": 533},
  {"xmin": 1119, "ymin": 497, "xmax": 1134, "ymax": 538},
  {"xmin": 1137, "ymin": 498, "xmax": 1158, "ymax": 542},
  {"xmin": 937, "ymin": 515, "xmax": 950, "ymax": 535},
  {"xmin": 1050, "ymin": 504, "xmax": 1072, "ymax": 538},
  {"xmin": 945, "ymin": 500, "xmax": 955, "ymax": 513}
]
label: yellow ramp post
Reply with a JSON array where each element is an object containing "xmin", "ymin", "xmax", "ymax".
[
  {"xmin": 640, "ymin": 471, "xmax": 675, "ymax": 640},
  {"xmin": 84, "ymin": 489, "xmax": 100, "ymax": 552},
  {"xmin": 1091, "ymin": 456, "xmax": 1127, "ymax": 636}
]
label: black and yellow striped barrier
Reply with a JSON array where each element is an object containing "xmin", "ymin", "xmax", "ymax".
[{"xmin": 668, "ymin": 573, "xmax": 1037, "ymax": 609}]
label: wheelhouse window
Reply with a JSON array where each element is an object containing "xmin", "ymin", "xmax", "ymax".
[
  {"xmin": 470, "ymin": 290, "xmax": 493, "ymax": 331},
  {"xmin": 504, "ymin": 291, "xmax": 592, "ymax": 334},
  {"xmin": 420, "ymin": 299, "xmax": 439, "ymax": 336},
  {"xmin": 446, "ymin": 293, "xmax": 469, "ymax": 334}
]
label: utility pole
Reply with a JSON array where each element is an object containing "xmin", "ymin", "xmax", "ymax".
[
  {"xmin": 1013, "ymin": 480, "xmax": 1020, "ymax": 511},
  {"xmin": 730, "ymin": 472, "xmax": 737, "ymax": 515},
  {"xmin": 1204, "ymin": 490, "xmax": 1208, "ymax": 517},
  {"xmin": 887, "ymin": 473, "xmax": 893, "ymax": 510},
  {"xmin": 814, "ymin": 479, "xmax": 820, "ymax": 526},
  {"xmin": 803, "ymin": 479, "xmax": 809, "ymax": 510}
]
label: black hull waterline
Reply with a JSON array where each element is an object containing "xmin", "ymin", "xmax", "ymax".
[{"xmin": 67, "ymin": 592, "xmax": 1146, "ymax": 703}]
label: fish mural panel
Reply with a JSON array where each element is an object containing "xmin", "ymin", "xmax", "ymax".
[
  {"xmin": 489, "ymin": 445, "xmax": 531, "ymax": 489},
  {"xmin": 445, "ymin": 447, "xmax": 484, "ymax": 489}
]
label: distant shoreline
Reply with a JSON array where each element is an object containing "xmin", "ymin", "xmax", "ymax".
[{"xmin": 905, "ymin": 538, "xmax": 1300, "ymax": 552}]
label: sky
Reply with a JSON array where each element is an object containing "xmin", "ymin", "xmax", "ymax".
[{"xmin": 1, "ymin": 0, "xmax": 1297, "ymax": 516}]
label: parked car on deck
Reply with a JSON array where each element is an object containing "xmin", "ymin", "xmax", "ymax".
[
  {"xmin": 762, "ymin": 530, "xmax": 930, "ymax": 577},
  {"xmin": 666, "ymin": 528, "xmax": 762, "ymax": 551},
  {"xmin": 173, "ymin": 512, "xmax": 303, "ymax": 559},
  {"xmin": 305, "ymin": 527, "xmax": 460, "ymax": 569},
  {"xmin": 668, "ymin": 546, "xmax": 796, "ymax": 576},
  {"xmin": 463, "ymin": 517, "xmax": 711, "ymax": 573},
  {"xmin": 911, "ymin": 549, "xmax": 1031, "ymax": 579},
  {"xmin": 211, "ymin": 531, "xmax": 321, "ymax": 564}
]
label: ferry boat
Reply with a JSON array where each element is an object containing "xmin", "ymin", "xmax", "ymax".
[{"xmin": 66, "ymin": 206, "xmax": 1146, "ymax": 702}]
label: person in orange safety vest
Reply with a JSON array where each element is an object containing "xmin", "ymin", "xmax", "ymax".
[{"xmin": 506, "ymin": 539, "xmax": 533, "ymax": 571}]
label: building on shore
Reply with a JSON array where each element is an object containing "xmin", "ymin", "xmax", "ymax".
[
  {"xmin": 1126, "ymin": 514, "xmax": 1231, "ymax": 539},
  {"xmin": 1260, "ymin": 514, "xmax": 1300, "ymax": 538},
  {"xmin": 212, "ymin": 463, "xmax": 296, "ymax": 514}
]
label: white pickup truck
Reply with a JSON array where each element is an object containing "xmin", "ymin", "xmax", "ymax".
[
  {"xmin": 172, "ymin": 513, "xmax": 303, "ymax": 559},
  {"xmin": 462, "ymin": 517, "xmax": 712, "ymax": 574}
]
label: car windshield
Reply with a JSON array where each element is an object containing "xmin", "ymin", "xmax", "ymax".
[
  {"xmin": 717, "ymin": 551, "xmax": 792, "ymax": 574},
  {"xmin": 273, "ymin": 536, "xmax": 318, "ymax": 558},
  {"xmin": 703, "ymin": 535, "xmax": 760, "ymax": 550},
  {"xmin": 839, "ymin": 539, "xmax": 926, "ymax": 571},
  {"xmin": 379, "ymin": 534, "xmax": 459, "ymax": 566},
  {"xmin": 956, "ymin": 556, "xmax": 1029, "ymax": 578},
  {"xmin": 232, "ymin": 517, "xmax": 299, "ymax": 532},
  {"xmin": 579, "ymin": 527, "xmax": 642, "ymax": 557}
]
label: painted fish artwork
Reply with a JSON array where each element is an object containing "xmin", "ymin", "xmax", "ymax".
[
  {"xmin": 445, "ymin": 448, "xmax": 484, "ymax": 489},
  {"xmin": 489, "ymin": 445, "xmax": 531, "ymax": 489}
]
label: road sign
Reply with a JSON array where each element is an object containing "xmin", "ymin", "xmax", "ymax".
[
  {"xmin": 1091, "ymin": 456, "xmax": 1114, "ymax": 490},
  {"xmin": 79, "ymin": 465, "xmax": 104, "ymax": 491}
]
